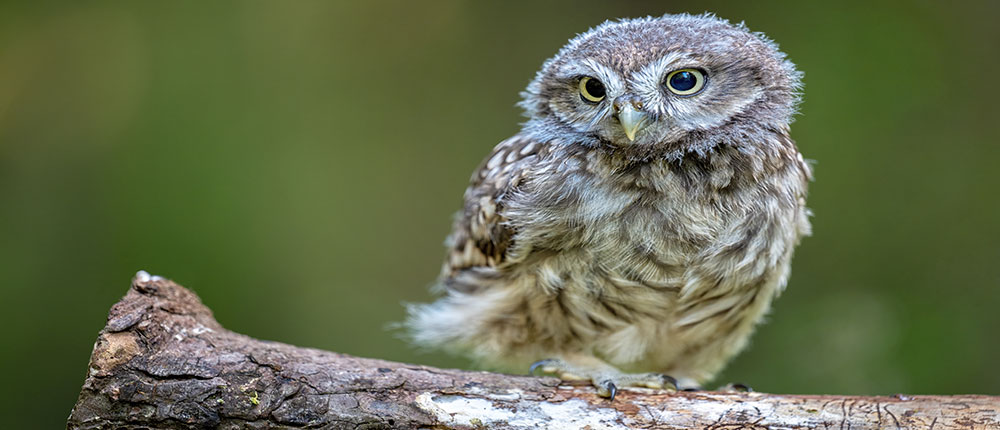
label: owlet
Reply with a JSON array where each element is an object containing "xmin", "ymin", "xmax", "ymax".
[{"xmin": 407, "ymin": 13, "xmax": 811, "ymax": 398}]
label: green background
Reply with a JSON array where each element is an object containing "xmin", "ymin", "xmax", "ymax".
[{"xmin": 1, "ymin": 1, "xmax": 998, "ymax": 426}]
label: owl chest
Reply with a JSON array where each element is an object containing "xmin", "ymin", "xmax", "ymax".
[
  {"xmin": 499, "ymin": 161, "xmax": 802, "ymax": 355},
  {"xmin": 548, "ymin": 171, "xmax": 720, "ymax": 240},
  {"xmin": 509, "ymin": 170, "xmax": 730, "ymax": 275}
]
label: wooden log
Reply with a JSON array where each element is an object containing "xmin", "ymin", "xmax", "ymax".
[{"xmin": 67, "ymin": 273, "xmax": 1000, "ymax": 429}]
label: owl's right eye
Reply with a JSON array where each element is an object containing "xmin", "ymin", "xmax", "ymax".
[{"xmin": 579, "ymin": 77, "xmax": 606, "ymax": 103}]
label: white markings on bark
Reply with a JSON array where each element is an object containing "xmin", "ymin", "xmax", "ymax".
[{"xmin": 415, "ymin": 392, "xmax": 630, "ymax": 429}]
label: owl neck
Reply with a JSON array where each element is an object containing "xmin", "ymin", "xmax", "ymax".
[
  {"xmin": 561, "ymin": 131, "xmax": 803, "ymax": 195},
  {"xmin": 523, "ymin": 116, "xmax": 794, "ymax": 166}
]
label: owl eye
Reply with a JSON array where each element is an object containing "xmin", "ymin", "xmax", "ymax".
[
  {"xmin": 578, "ymin": 76, "xmax": 606, "ymax": 103},
  {"xmin": 665, "ymin": 69, "xmax": 706, "ymax": 96}
]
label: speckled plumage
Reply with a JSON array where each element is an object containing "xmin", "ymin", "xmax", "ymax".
[{"xmin": 407, "ymin": 13, "xmax": 811, "ymax": 391}]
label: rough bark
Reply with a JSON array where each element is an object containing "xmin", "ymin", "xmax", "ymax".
[{"xmin": 68, "ymin": 274, "xmax": 1000, "ymax": 430}]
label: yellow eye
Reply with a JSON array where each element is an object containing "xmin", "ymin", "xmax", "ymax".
[
  {"xmin": 665, "ymin": 69, "xmax": 706, "ymax": 96},
  {"xmin": 579, "ymin": 76, "xmax": 606, "ymax": 103}
]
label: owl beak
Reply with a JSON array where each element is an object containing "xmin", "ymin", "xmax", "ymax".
[{"xmin": 613, "ymin": 97, "xmax": 651, "ymax": 142}]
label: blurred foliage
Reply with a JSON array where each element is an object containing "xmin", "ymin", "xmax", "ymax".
[{"xmin": 1, "ymin": 1, "xmax": 998, "ymax": 426}]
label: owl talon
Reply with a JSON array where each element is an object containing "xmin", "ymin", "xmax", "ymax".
[
  {"xmin": 733, "ymin": 382, "xmax": 752, "ymax": 392},
  {"xmin": 719, "ymin": 382, "xmax": 753, "ymax": 392},
  {"xmin": 598, "ymin": 380, "xmax": 618, "ymax": 401},
  {"xmin": 650, "ymin": 373, "xmax": 679, "ymax": 390},
  {"xmin": 528, "ymin": 359, "xmax": 558, "ymax": 375}
]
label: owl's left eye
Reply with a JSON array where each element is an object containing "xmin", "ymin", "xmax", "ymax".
[
  {"xmin": 665, "ymin": 69, "xmax": 706, "ymax": 96},
  {"xmin": 579, "ymin": 76, "xmax": 606, "ymax": 103}
]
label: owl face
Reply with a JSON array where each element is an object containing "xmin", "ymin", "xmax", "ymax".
[{"xmin": 520, "ymin": 14, "xmax": 801, "ymax": 157}]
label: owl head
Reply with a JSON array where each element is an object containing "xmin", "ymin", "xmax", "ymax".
[{"xmin": 519, "ymin": 13, "xmax": 802, "ymax": 160}]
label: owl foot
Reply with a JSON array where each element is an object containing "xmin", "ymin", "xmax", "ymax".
[
  {"xmin": 529, "ymin": 358, "xmax": 677, "ymax": 401},
  {"xmin": 717, "ymin": 382, "xmax": 753, "ymax": 392},
  {"xmin": 676, "ymin": 382, "xmax": 751, "ymax": 392}
]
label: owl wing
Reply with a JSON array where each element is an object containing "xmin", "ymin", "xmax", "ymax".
[{"xmin": 440, "ymin": 135, "xmax": 547, "ymax": 293}]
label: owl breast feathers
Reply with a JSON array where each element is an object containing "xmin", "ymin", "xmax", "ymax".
[{"xmin": 407, "ymin": 13, "xmax": 811, "ymax": 389}]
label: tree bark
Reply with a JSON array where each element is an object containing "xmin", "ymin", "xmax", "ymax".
[{"xmin": 68, "ymin": 273, "xmax": 999, "ymax": 429}]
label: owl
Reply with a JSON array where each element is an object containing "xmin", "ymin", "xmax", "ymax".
[{"xmin": 407, "ymin": 13, "xmax": 810, "ymax": 398}]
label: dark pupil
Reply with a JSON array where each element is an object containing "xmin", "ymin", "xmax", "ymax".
[
  {"xmin": 585, "ymin": 78, "xmax": 605, "ymax": 98},
  {"xmin": 670, "ymin": 71, "xmax": 696, "ymax": 91}
]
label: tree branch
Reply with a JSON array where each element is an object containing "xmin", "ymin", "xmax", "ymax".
[{"xmin": 68, "ymin": 274, "xmax": 999, "ymax": 429}]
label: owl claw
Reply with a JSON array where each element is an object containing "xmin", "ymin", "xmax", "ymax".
[
  {"xmin": 598, "ymin": 380, "xmax": 618, "ymax": 401},
  {"xmin": 733, "ymin": 382, "xmax": 752, "ymax": 392},
  {"xmin": 719, "ymin": 382, "xmax": 753, "ymax": 392},
  {"xmin": 528, "ymin": 359, "xmax": 557, "ymax": 375},
  {"xmin": 658, "ymin": 374, "xmax": 679, "ymax": 390}
]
